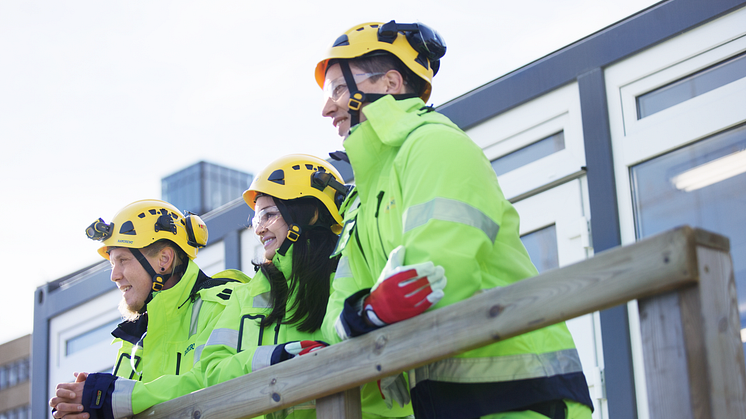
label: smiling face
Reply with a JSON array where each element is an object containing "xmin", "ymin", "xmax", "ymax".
[
  {"xmin": 321, "ymin": 63, "xmax": 392, "ymax": 139},
  {"xmin": 109, "ymin": 247, "xmax": 157, "ymax": 318},
  {"xmin": 253, "ymin": 195, "xmax": 289, "ymax": 261}
]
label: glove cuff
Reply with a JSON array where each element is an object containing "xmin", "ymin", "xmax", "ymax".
[
  {"xmin": 339, "ymin": 289, "xmax": 381, "ymax": 337},
  {"xmin": 270, "ymin": 342, "xmax": 296, "ymax": 366},
  {"xmin": 81, "ymin": 373, "xmax": 118, "ymax": 419}
]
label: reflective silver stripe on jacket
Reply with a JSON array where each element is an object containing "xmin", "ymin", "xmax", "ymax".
[
  {"xmin": 335, "ymin": 256, "xmax": 352, "ymax": 280},
  {"xmin": 111, "ymin": 378, "xmax": 136, "ymax": 419},
  {"xmin": 402, "ymin": 197, "xmax": 499, "ymax": 243},
  {"xmin": 193, "ymin": 344, "xmax": 205, "ymax": 364},
  {"xmin": 202, "ymin": 328, "xmax": 239, "ymax": 357},
  {"xmin": 252, "ymin": 345, "xmax": 278, "ymax": 372},
  {"xmin": 189, "ymin": 297, "xmax": 203, "ymax": 338},
  {"xmin": 409, "ymin": 348, "xmax": 583, "ymax": 387},
  {"xmin": 253, "ymin": 291, "xmax": 272, "ymax": 308}
]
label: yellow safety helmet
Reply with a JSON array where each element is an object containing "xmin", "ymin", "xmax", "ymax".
[
  {"xmin": 315, "ymin": 21, "xmax": 446, "ymax": 103},
  {"xmin": 243, "ymin": 154, "xmax": 347, "ymax": 235},
  {"xmin": 85, "ymin": 199, "xmax": 208, "ymax": 260}
]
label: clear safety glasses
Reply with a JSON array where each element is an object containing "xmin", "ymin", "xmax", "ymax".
[
  {"xmin": 251, "ymin": 206, "xmax": 283, "ymax": 231},
  {"xmin": 323, "ymin": 72, "xmax": 386, "ymax": 102}
]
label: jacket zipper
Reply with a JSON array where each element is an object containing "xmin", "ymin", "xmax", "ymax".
[{"xmin": 374, "ymin": 191, "xmax": 388, "ymax": 260}]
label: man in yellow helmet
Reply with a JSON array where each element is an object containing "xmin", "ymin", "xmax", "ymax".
[
  {"xmin": 317, "ymin": 21, "xmax": 594, "ymax": 419},
  {"xmin": 49, "ymin": 199, "xmax": 249, "ymax": 419}
]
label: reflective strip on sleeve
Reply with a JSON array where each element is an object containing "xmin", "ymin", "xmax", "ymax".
[
  {"xmin": 189, "ymin": 297, "xmax": 203, "ymax": 338},
  {"xmin": 402, "ymin": 197, "xmax": 499, "ymax": 243},
  {"xmin": 203, "ymin": 328, "xmax": 239, "ymax": 353},
  {"xmin": 253, "ymin": 292, "xmax": 272, "ymax": 308},
  {"xmin": 193, "ymin": 344, "xmax": 205, "ymax": 364},
  {"xmin": 335, "ymin": 256, "xmax": 352, "ymax": 280},
  {"xmin": 409, "ymin": 348, "xmax": 584, "ymax": 387},
  {"xmin": 252, "ymin": 345, "xmax": 278, "ymax": 372},
  {"xmin": 111, "ymin": 378, "xmax": 136, "ymax": 419}
]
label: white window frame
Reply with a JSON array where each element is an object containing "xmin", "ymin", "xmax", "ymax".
[
  {"xmin": 604, "ymin": 7, "xmax": 746, "ymax": 419},
  {"xmin": 513, "ymin": 178, "xmax": 606, "ymax": 419},
  {"xmin": 466, "ymin": 82, "xmax": 586, "ymax": 201},
  {"xmin": 48, "ymin": 288, "xmax": 121, "ymax": 403}
]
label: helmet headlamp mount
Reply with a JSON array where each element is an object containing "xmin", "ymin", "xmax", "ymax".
[
  {"xmin": 336, "ymin": 20, "xmax": 446, "ymax": 127},
  {"xmin": 86, "ymin": 218, "xmax": 114, "ymax": 241},
  {"xmin": 377, "ymin": 21, "xmax": 446, "ymax": 72}
]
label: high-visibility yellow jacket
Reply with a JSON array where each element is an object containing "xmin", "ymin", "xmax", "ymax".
[
  {"xmin": 196, "ymin": 245, "xmax": 410, "ymax": 419},
  {"xmin": 80, "ymin": 259, "xmax": 249, "ymax": 419},
  {"xmin": 323, "ymin": 96, "xmax": 593, "ymax": 418}
]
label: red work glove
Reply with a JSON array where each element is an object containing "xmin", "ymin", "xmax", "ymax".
[
  {"xmin": 285, "ymin": 340, "xmax": 328, "ymax": 356},
  {"xmin": 363, "ymin": 245, "xmax": 446, "ymax": 326},
  {"xmin": 271, "ymin": 340, "xmax": 328, "ymax": 365}
]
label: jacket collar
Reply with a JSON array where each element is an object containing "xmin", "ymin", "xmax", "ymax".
[
  {"xmin": 344, "ymin": 96, "xmax": 426, "ymax": 196},
  {"xmin": 151, "ymin": 258, "xmax": 200, "ymax": 308}
]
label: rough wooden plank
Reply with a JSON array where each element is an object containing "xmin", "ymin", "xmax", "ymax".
[
  {"xmin": 639, "ymin": 290, "xmax": 697, "ymax": 419},
  {"xmin": 136, "ymin": 226, "xmax": 703, "ymax": 419},
  {"xmin": 639, "ymin": 246, "xmax": 746, "ymax": 419},
  {"xmin": 693, "ymin": 229, "xmax": 730, "ymax": 252},
  {"xmin": 316, "ymin": 387, "xmax": 362, "ymax": 419},
  {"xmin": 695, "ymin": 246, "xmax": 746, "ymax": 418}
]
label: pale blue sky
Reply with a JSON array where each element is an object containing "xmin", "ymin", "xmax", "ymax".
[{"xmin": 0, "ymin": 0, "xmax": 661, "ymax": 344}]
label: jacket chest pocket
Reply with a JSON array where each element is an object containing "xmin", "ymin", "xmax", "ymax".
[{"xmin": 372, "ymin": 190, "xmax": 402, "ymax": 262}]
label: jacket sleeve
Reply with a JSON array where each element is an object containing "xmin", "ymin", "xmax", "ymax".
[
  {"xmin": 321, "ymin": 256, "xmax": 376, "ymax": 343},
  {"xmin": 393, "ymin": 124, "xmax": 515, "ymax": 308},
  {"xmin": 199, "ymin": 290, "xmax": 288, "ymax": 386},
  {"xmin": 118, "ymin": 298, "xmax": 229, "ymax": 416}
]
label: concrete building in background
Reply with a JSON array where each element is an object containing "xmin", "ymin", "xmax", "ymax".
[
  {"xmin": 162, "ymin": 161, "xmax": 253, "ymax": 216},
  {"xmin": 0, "ymin": 334, "xmax": 31, "ymax": 419},
  {"xmin": 31, "ymin": 1, "xmax": 746, "ymax": 418}
]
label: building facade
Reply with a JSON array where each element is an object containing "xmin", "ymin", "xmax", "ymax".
[
  {"xmin": 0, "ymin": 334, "xmax": 31, "ymax": 419},
  {"xmin": 162, "ymin": 161, "xmax": 253, "ymax": 216},
  {"xmin": 32, "ymin": 1, "xmax": 746, "ymax": 418}
]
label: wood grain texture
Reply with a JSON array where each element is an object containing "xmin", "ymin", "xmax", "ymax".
[
  {"xmin": 135, "ymin": 226, "xmax": 742, "ymax": 419},
  {"xmin": 316, "ymin": 387, "xmax": 362, "ymax": 419},
  {"xmin": 695, "ymin": 247, "xmax": 746, "ymax": 418}
]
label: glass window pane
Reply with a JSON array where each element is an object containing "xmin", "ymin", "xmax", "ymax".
[
  {"xmin": 65, "ymin": 318, "xmax": 121, "ymax": 356},
  {"xmin": 7, "ymin": 363, "xmax": 17, "ymax": 387},
  {"xmin": 492, "ymin": 131, "xmax": 565, "ymax": 176},
  {"xmin": 520, "ymin": 224, "xmax": 559, "ymax": 273},
  {"xmin": 637, "ymin": 52, "xmax": 746, "ymax": 119},
  {"xmin": 630, "ymin": 123, "xmax": 746, "ymax": 356}
]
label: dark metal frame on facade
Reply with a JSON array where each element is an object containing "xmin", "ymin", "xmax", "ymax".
[{"xmin": 437, "ymin": 0, "xmax": 746, "ymax": 417}]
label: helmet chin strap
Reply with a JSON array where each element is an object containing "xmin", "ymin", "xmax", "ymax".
[
  {"xmin": 129, "ymin": 248, "xmax": 172, "ymax": 312},
  {"xmin": 339, "ymin": 60, "xmax": 417, "ymax": 130},
  {"xmin": 274, "ymin": 200, "xmax": 301, "ymax": 257}
]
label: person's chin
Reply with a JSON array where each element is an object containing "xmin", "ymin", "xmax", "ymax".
[{"xmin": 119, "ymin": 298, "xmax": 144, "ymax": 321}]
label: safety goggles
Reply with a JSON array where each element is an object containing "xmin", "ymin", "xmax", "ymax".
[
  {"xmin": 323, "ymin": 72, "xmax": 386, "ymax": 102},
  {"xmin": 250, "ymin": 206, "xmax": 283, "ymax": 231}
]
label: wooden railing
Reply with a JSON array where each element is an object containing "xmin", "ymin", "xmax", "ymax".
[{"xmin": 136, "ymin": 226, "xmax": 746, "ymax": 419}]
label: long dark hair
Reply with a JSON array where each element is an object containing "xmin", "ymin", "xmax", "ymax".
[{"xmin": 253, "ymin": 196, "xmax": 339, "ymax": 333}]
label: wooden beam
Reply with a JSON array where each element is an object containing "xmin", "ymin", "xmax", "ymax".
[
  {"xmin": 639, "ymin": 245, "xmax": 746, "ymax": 419},
  {"xmin": 136, "ymin": 226, "xmax": 737, "ymax": 419},
  {"xmin": 316, "ymin": 387, "xmax": 362, "ymax": 419}
]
